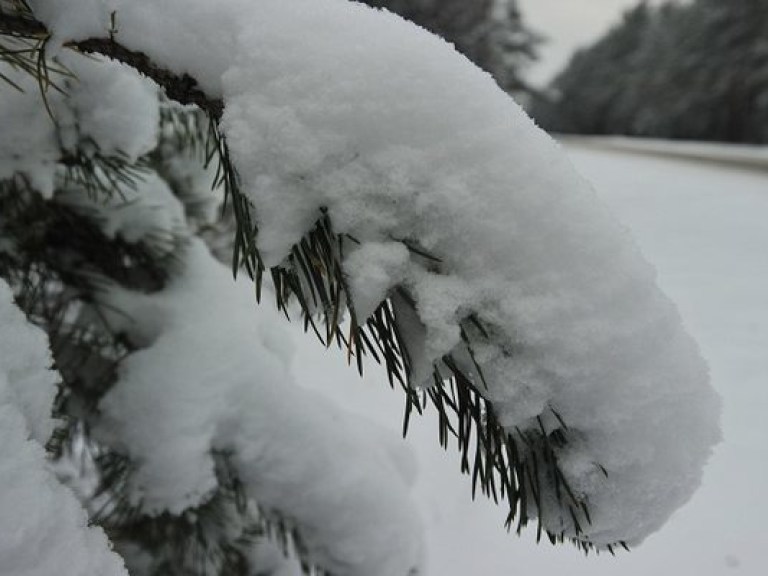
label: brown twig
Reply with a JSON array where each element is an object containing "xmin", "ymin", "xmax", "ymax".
[{"xmin": 0, "ymin": 12, "xmax": 224, "ymax": 120}]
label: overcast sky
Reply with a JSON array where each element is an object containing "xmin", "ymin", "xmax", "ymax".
[{"xmin": 517, "ymin": 0, "xmax": 669, "ymax": 85}]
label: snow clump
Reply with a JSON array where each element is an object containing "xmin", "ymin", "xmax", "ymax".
[{"xmin": 0, "ymin": 279, "xmax": 127, "ymax": 576}]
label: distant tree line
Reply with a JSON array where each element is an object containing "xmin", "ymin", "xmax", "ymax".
[
  {"xmin": 362, "ymin": 0, "xmax": 541, "ymax": 98},
  {"xmin": 532, "ymin": 0, "xmax": 768, "ymax": 144}
]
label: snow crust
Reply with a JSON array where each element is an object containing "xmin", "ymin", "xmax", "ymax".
[
  {"xmin": 0, "ymin": 280, "xmax": 127, "ymax": 576},
  {"xmin": 33, "ymin": 0, "xmax": 720, "ymax": 549}
]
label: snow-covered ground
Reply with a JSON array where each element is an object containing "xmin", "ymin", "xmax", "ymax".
[{"xmin": 293, "ymin": 144, "xmax": 768, "ymax": 576}]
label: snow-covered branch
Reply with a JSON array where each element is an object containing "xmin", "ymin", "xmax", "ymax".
[
  {"xmin": 0, "ymin": 8, "xmax": 224, "ymax": 120},
  {"xmin": 3, "ymin": 0, "xmax": 721, "ymax": 566}
]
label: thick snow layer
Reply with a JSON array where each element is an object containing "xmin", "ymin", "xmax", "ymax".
[
  {"xmin": 557, "ymin": 146, "xmax": 767, "ymax": 575},
  {"xmin": 0, "ymin": 280, "xmax": 127, "ymax": 576},
  {"xmin": 299, "ymin": 146, "xmax": 768, "ymax": 576},
  {"xmin": 95, "ymin": 239, "xmax": 423, "ymax": 576},
  {"xmin": 33, "ymin": 0, "xmax": 721, "ymax": 547},
  {"xmin": 59, "ymin": 55, "xmax": 159, "ymax": 160},
  {"xmin": 0, "ymin": 55, "xmax": 157, "ymax": 197}
]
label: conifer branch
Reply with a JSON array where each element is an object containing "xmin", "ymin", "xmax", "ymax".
[
  {"xmin": 1, "ymin": 4, "xmax": 612, "ymax": 553},
  {"xmin": 0, "ymin": 10, "xmax": 224, "ymax": 120},
  {"xmin": 72, "ymin": 37, "xmax": 224, "ymax": 121}
]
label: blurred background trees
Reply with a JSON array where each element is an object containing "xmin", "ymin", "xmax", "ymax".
[
  {"xmin": 363, "ymin": 0, "xmax": 541, "ymax": 99},
  {"xmin": 532, "ymin": 0, "xmax": 768, "ymax": 144}
]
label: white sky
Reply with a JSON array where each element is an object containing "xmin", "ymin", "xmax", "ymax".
[{"xmin": 517, "ymin": 0, "xmax": 669, "ymax": 85}]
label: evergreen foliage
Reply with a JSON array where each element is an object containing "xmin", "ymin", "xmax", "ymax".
[
  {"xmin": 0, "ymin": 1, "xmax": 720, "ymax": 574},
  {"xmin": 0, "ymin": 3, "xmax": 587, "ymax": 572},
  {"xmin": 0, "ymin": 97, "xmax": 302, "ymax": 574},
  {"xmin": 533, "ymin": 0, "xmax": 768, "ymax": 144}
]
